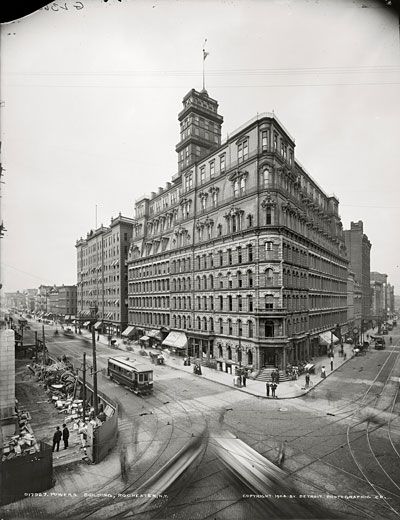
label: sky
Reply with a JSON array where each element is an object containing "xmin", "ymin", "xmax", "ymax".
[{"xmin": 1, "ymin": 0, "xmax": 400, "ymax": 294}]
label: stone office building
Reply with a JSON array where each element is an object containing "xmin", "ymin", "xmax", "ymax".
[
  {"xmin": 76, "ymin": 214, "xmax": 134, "ymax": 336},
  {"xmin": 344, "ymin": 221, "xmax": 371, "ymax": 323},
  {"xmin": 127, "ymin": 88, "xmax": 348, "ymax": 372}
]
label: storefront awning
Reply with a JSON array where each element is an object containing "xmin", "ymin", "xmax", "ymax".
[
  {"xmin": 140, "ymin": 335, "xmax": 150, "ymax": 341},
  {"xmin": 94, "ymin": 321, "xmax": 103, "ymax": 330},
  {"xmin": 162, "ymin": 331, "xmax": 188, "ymax": 350},
  {"xmin": 319, "ymin": 331, "xmax": 339, "ymax": 345},
  {"xmin": 83, "ymin": 321, "xmax": 90, "ymax": 326},
  {"xmin": 122, "ymin": 326, "xmax": 135, "ymax": 338},
  {"xmin": 147, "ymin": 329, "xmax": 162, "ymax": 340}
]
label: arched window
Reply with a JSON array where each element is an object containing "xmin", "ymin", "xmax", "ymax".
[
  {"xmin": 209, "ymin": 317, "xmax": 214, "ymax": 332},
  {"xmin": 219, "ymin": 318, "xmax": 223, "ymax": 334},
  {"xmin": 265, "ymin": 268, "xmax": 274, "ymax": 284},
  {"xmin": 263, "ymin": 167, "xmax": 271, "ymax": 187},
  {"xmin": 227, "ymin": 345, "xmax": 232, "ymax": 360},
  {"xmin": 247, "ymin": 270, "xmax": 254, "ymax": 288},
  {"xmin": 202, "ymin": 317, "xmax": 207, "ymax": 331},
  {"xmin": 247, "ymin": 349, "xmax": 253, "ymax": 365},
  {"xmin": 228, "ymin": 319, "xmax": 233, "ymax": 335},
  {"xmin": 238, "ymin": 319, "xmax": 243, "ymax": 336},
  {"xmin": 237, "ymin": 271, "xmax": 242, "ymax": 288},
  {"xmin": 203, "ymin": 275, "xmax": 207, "ymax": 290},
  {"xmin": 209, "ymin": 274, "xmax": 214, "ymax": 288},
  {"xmin": 227, "ymin": 272, "xmax": 233, "ymax": 288},
  {"xmin": 233, "ymin": 180, "xmax": 239, "ymax": 197},
  {"xmin": 196, "ymin": 276, "xmax": 201, "ymax": 290},
  {"xmin": 237, "ymin": 246, "xmax": 242, "ymax": 264},
  {"xmin": 247, "ymin": 244, "xmax": 253, "ymax": 262},
  {"xmin": 219, "ymin": 273, "xmax": 224, "ymax": 289},
  {"xmin": 228, "ymin": 295, "xmax": 233, "ymax": 311},
  {"xmin": 248, "ymin": 320, "xmax": 254, "ymax": 338},
  {"xmin": 182, "ymin": 316, "xmax": 186, "ymax": 329},
  {"xmin": 218, "ymin": 344, "xmax": 223, "ymax": 358},
  {"xmin": 247, "ymin": 295, "xmax": 254, "ymax": 312},
  {"xmin": 196, "ymin": 316, "xmax": 201, "ymax": 330}
]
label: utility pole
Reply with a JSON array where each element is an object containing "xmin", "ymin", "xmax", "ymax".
[
  {"xmin": 42, "ymin": 324, "xmax": 46, "ymax": 365},
  {"xmin": 34, "ymin": 331, "xmax": 38, "ymax": 362},
  {"xmin": 82, "ymin": 352, "xmax": 87, "ymax": 423},
  {"xmin": 91, "ymin": 327, "xmax": 98, "ymax": 415}
]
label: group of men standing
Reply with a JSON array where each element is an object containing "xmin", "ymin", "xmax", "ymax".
[
  {"xmin": 52, "ymin": 424, "xmax": 69, "ymax": 452},
  {"xmin": 265, "ymin": 381, "xmax": 278, "ymax": 398}
]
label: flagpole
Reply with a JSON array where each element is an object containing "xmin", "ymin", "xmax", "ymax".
[{"xmin": 202, "ymin": 38, "xmax": 207, "ymax": 91}]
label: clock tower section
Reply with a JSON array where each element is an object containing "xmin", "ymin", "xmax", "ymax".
[{"xmin": 176, "ymin": 89, "xmax": 223, "ymax": 173}]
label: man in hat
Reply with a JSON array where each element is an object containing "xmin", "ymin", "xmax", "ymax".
[
  {"xmin": 52, "ymin": 426, "xmax": 62, "ymax": 452},
  {"xmin": 62, "ymin": 423, "xmax": 70, "ymax": 449}
]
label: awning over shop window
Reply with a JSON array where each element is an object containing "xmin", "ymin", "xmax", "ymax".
[
  {"xmin": 140, "ymin": 335, "xmax": 150, "ymax": 341},
  {"xmin": 83, "ymin": 321, "xmax": 90, "ymax": 326},
  {"xmin": 319, "ymin": 331, "xmax": 339, "ymax": 345},
  {"xmin": 94, "ymin": 321, "xmax": 103, "ymax": 330},
  {"xmin": 162, "ymin": 331, "xmax": 188, "ymax": 350},
  {"xmin": 70, "ymin": 315, "xmax": 76, "ymax": 320},
  {"xmin": 147, "ymin": 329, "xmax": 162, "ymax": 340},
  {"xmin": 122, "ymin": 326, "xmax": 135, "ymax": 338}
]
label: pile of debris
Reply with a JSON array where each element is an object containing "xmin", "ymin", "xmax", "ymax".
[
  {"xmin": 33, "ymin": 358, "xmax": 76, "ymax": 395},
  {"xmin": 1, "ymin": 404, "xmax": 40, "ymax": 461}
]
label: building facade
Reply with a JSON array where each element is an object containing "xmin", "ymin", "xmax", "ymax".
[
  {"xmin": 49, "ymin": 285, "xmax": 77, "ymax": 319},
  {"xmin": 344, "ymin": 221, "xmax": 371, "ymax": 322},
  {"xmin": 127, "ymin": 88, "xmax": 348, "ymax": 372},
  {"xmin": 370, "ymin": 271, "xmax": 388, "ymax": 322},
  {"xmin": 76, "ymin": 214, "xmax": 134, "ymax": 335},
  {"xmin": 34, "ymin": 285, "xmax": 52, "ymax": 315},
  {"xmin": 347, "ymin": 270, "xmax": 362, "ymax": 336}
]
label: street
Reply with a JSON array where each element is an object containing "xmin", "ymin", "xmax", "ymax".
[{"xmin": 4, "ymin": 322, "xmax": 400, "ymax": 520}]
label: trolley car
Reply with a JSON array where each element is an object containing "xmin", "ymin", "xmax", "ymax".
[{"xmin": 107, "ymin": 356, "xmax": 153, "ymax": 395}]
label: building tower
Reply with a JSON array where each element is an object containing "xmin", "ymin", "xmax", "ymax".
[{"xmin": 175, "ymin": 89, "xmax": 223, "ymax": 173}]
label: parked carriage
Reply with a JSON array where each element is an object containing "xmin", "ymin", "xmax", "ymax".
[{"xmin": 107, "ymin": 356, "xmax": 153, "ymax": 395}]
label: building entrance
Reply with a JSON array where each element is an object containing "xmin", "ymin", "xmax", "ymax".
[{"xmin": 263, "ymin": 348, "xmax": 276, "ymax": 367}]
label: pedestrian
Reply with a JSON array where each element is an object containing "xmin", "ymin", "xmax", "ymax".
[
  {"xmin": 266, "ymin": 382, "xmax": 270, "ymax": 397},
  {"xmin": 344, "ymin": 352, "xmax": 347, "ymax": 360},
  {"xmin": 276, "ymin": 370, "xmax": 280, "ymax": 384},
  {"xmin": 62, "ymin": 423, "xmax": 69, "ymax": 449},
  {"xmin": 242, "ymin": 374, "xmax": 247, "ymax": 387},
  {"xmin": 390, "ymin": 336, "xmax": 393, "ymax": 344},
  {"xmin": 321, "ymin": 366, "xmax": 326, "ymax": 379},
  {"xmin": 119, "ymin": 445, "xmax": 128, "ymax": 483},
  {"xmin": 271, "ymin": 371, "xmax": 275, "ymax": 383},
  {"xmin": 97, "ymin": 334, "xmax": 100, "ymax": 342},
  {"xmin": 52, "ymin": 426, "xmax": 62, "ymax": 452},
  {"xmin": 305, "ymin": 372, "xmax": 310, "ymax": 388},
  {"xmin": 330, "ymin": 358, "xmax": 334, "ymax": 371}
]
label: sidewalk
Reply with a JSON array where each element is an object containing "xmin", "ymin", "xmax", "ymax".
[{"xmin": 87, "ymin": 327, "xmax": 378, "ymax": 400}]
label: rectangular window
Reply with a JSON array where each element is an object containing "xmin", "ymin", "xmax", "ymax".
[
  {"xmin": 200, "ymin": 166, "xmax": 205, "ymax": 184},
  {"xmin": 220, "ymin": 154, "xmax": 226, "ymax": 172},
  {"xmin": 210, "ymin": 160, "xmax": 215, "ymax": 176},
  {"xmin": 261, "ymin": 130, "xmax": 269, "ymax": 150},
  {"xmin": 273, "ymin": 133, "xmax": 278, "ymax": 151}
]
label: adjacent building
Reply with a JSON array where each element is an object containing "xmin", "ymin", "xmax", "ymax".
[
  {"xmin": 370, "ymin": 271, "xmax": 388, "ymax": 322},
  {"xmin": 76, "ymin": 214, "xmax": 134, "ymax": 336},
  {"xmin": 4, "ymin": 291, "xmax": 26, "ymax": 311},
  {"xmin": 49, "ymin": 285, "xmax": 77, "ymax": 320},
  {"xmin": 126, "ymin": 87, "xmax": 348, "ymax": 373},
  {"xmin": 347, "ymin": 270, "xmax": 362, "ymax": 337},
  {"xmin": 344, "ymin": 221, "xmax": 371, "ymax": 323},
  {"xmin": 34, "ymin": 285, "xmax": 52, "ymax": 316}
]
